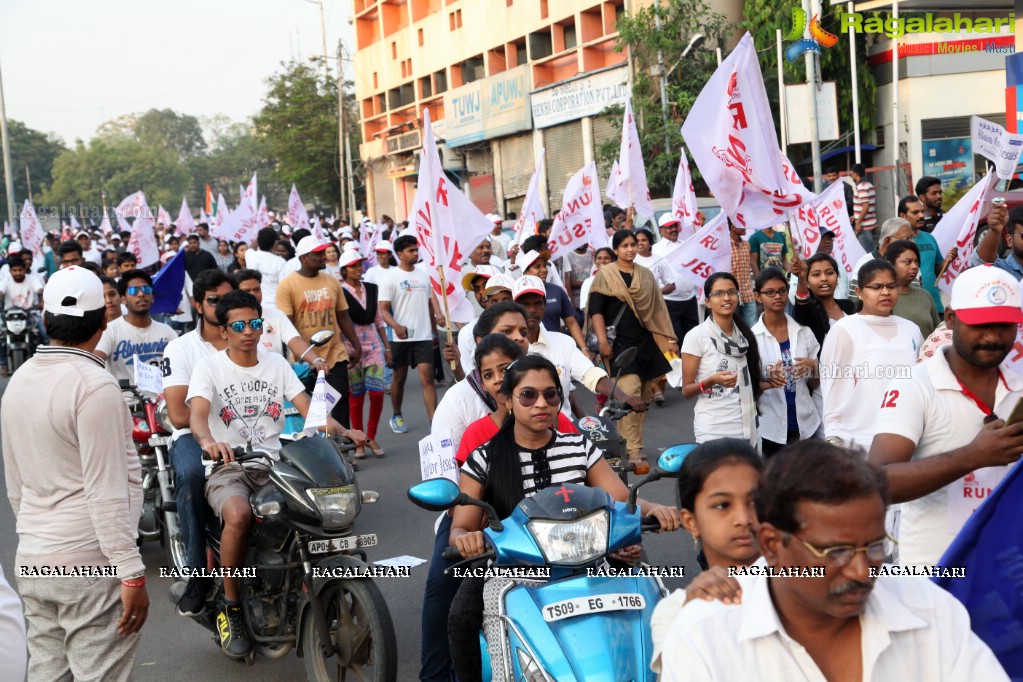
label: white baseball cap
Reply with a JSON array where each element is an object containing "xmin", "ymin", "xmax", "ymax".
[
  {"xmin": 374, "ymin": 240, "xmax": 393, "ymax": 253},
  {"xmin": 951, "ymin": 264, "xmax": 1023, "ymax": 325},
  {"xmin": 43, "ymin": 266, "xmax": 104, "ymax": 317},
  {"xmin": 512, "ymin": 275, "xmax": 546, "ymax": 300},
  {"xmin": 483, "ymin": 274, "xmax": 515, "ymax": 295},
  {"xmin": 295, "ymin": 235, "xmax": 329, "ymax": 257},
  {"xmin": 7, "ymin": 241, "xmax": 22, "ymax": 254},
  {"xmin": 461, "ymin": 264, "xmax": 498, "ymax": 291},
  {"xmin": 518, "ymin": 249, "xmax": 550, "ymax": 273},
  {"xmin": 486, "ymin": 213, "xmax": 503, "ymax": 225},
  {"xmin": 338, "ymin": 250, "xmax": 365, "ymax": 268},
  {"xmin": 657, "ymin": 213, "xmax": 681, "ymax": 229}
]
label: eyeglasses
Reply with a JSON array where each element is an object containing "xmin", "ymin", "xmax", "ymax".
[
  {"xmin": 224, "ymin": 318, "xmax": 264, "ymax": 333},
  {"xmin": 860, "ymin": 283, "xmax": 898, "ymax": 292},
  {"xmin": 792, "ymin": 533, "xmax": 896, "ymax": 567},
  {"xmin": 531, "ymin": 449, "xmax": 552, "ymax": 489},
  {"xmin": 204, "ymin": 295, "xmax": 222, "ymax": 307},
  {"xmin": 513, "ymin": 387, "xmax": 562, "ymax": 407},
  {"xmin": 126, "ymin": 285, "xmax": 153, "ymax": 296},
  {"xmin": 757, "ymin": 288, "xmax": 788, "ymax": 298},
  {"xmin": 708, "ymin": 289, "xmax": 739, "ymax": 299}
]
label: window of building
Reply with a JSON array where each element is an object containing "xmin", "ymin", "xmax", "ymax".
[
  {"xmin": 529, "ymin": 30, "xmax": 552, "ymax": 60},
  {"xmin": 434, "ymin": 69, "xmax": 447, "ymax": 94},
  {"xmin": 418, "ymin": 28, "xmax": 424, "ymax": 46},
  {"xmin": 461, "ymin": 54, "xmax": 484, "ymax": 84}
]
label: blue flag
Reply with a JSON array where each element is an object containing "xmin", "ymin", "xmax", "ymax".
[
  {"xmin": 934, "ymin": 462, "xmax": 1023, "ymax": 677},
  {"xmin": 150, "ymin": 249, "xmax": 186, "ymax": 315}
]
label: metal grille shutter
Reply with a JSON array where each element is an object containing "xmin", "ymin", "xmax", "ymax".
[
  {"xmin": 544, "ymin": 120, "xmax": 584, "ymax": 212},
  {"xmin": 499, "ymin": 134, "xmax": 535, "ymax": 198},
  {"xmin": 591, "ymin": 115, "xmax": 618, "ymax": 183}
]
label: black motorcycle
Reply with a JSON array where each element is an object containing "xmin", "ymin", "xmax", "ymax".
[
  {"xmin": 173, "ymin": 436, "xmax": 397, "ymax": 681},
  {"xmin": 2, "ymin": 307, "xmax": 40, "ymax": 373}
]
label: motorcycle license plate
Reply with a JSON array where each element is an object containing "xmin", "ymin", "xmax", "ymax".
[
  {"xmin": 307, "ymin": 534, "xmax": 378, "ymax": 555},
  {"xmin": 542, "ymin": 593, "xmax": 646, "ymax": 622}
]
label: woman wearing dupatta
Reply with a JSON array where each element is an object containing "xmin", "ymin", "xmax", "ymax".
[{"xmin": 586, "ymin": 230, "xmax": 678, "ymax": 464}]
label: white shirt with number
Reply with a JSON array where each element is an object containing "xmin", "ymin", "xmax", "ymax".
[
  {"xmin": 186, "ymin": 350, "xmax": 305, "ymax": 461},
  {"xmin": 96, "ymin": 317, "xmax": 178, "ymax": 385},
  {"xmin": 873, "ymin": 346, "xmax": 1023, "ymax": 566},
  {"xmin": 378, "ymin": 266, "xmax": 433, "ymax": 342}
]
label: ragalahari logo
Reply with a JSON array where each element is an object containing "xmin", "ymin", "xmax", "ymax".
[{"xmin": 784, "ymin": 7, "xmax": 839, "ymax": 62}]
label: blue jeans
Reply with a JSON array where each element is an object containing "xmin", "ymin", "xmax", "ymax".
[
  {"xmin": 739, "ymin": 301, "xmax": 758, "ymax": 328},
  {"xmin": 858, "ymin": 229, "xmax": 875, "ymax": 253},
  {"xmin": 420, "ymin": 513, "xmax": 459, "ymax": 682},
  {"xmin": 169, "ymin": 433, "xmax": 208, "ymax": 570}
]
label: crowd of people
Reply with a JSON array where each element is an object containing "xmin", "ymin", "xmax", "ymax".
[{"xmin": 0, "ymin": 168, "xmax": 1019, "ymax": 680}]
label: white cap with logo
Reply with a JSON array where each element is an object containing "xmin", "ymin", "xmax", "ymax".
[{"xmin": 950, "ymin": 264, "xmax": 1023, "ymax": 325}]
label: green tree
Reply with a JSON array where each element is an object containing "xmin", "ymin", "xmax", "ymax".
[
  {"xmin": 0, "ymin": 120, "xmax": 66, "ymax": 220},
  {"xmin": 190, "ymin": 116, "xmax": 282, "ymax": 209},
  {"xmin": 135, "ymin": 108, "xmax": 207, "ymax": 161}
]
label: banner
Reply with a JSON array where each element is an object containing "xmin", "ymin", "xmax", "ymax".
[
  {"xmin": 70, "ymin": 214, "xmax": 81, "ymax": 231},
  {"xmin": 971, "ymin": 116, "xmax": 1023, "ymax": 180},
  {"xmin": 419, "ymin": 430, "xmax": 458, "ymax": 483},
  {"xmin": 125, "ymin": 192, "xmax": 160, "ymax": 267},
  {"xmin": 288, "ymin": 184, "xmax": 313, "ymax": 234},
  {"xmin": 255, "ymin": 196, "xmax": 270, "ymax": 230},
  {"xmin": 512, "ymin": 148, "xmax": 547, "ymax": 247},
  {"xmin": 213, "ymin": 192, "xmax": 259, "ymax": 244},
  {"xmin": 671, "ymin": 145, "xmax": 700, "ymax": 241},
  {"xmin": 791, "ymin": 180, "xmax": 866, "ymax": 277},
  {"xmin": 412, "ymin": 108, "xmax": 494, "ymax": 325},
  {"xmin": 176, "ymin": 197, "xmax": 196, "ymax": 235},
  {"xmin": 931, "ymin": 170, "xmax": 997, "ymax": 294},
  {"xmin": 243, "ymin": 172, "xmax": 258, "ymax": 212},
  {"xmin": 682, "ymin": 32, "xmax": 812, "ymax": 231},
  {"xmin": 547, "ymin": 162, "xmax": 608, "ymax": 260},
  {"xmin": 659, "ymin": 212, "xmax": 732, "ymax": 297},
  {"xmin": 133, "ymin": 354, "xmax": 165, "ymax": 395},
  {"xmin": 19, "ymin": 200, "xmax": 44, "ymax": 261},
  {"xmin": 114, "ymin": 190, "xmax": 149, "ymax": 234}
]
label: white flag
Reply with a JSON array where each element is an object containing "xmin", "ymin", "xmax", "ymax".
[
  {"xmin": 125, "ymin": 192, "xmax": 160, "ymax": 267},
  {"xmin": 512, "ymin": 149, "xmax": 547, "ymax": 247},
  {"xmin": 359, "ymin": 220, "xmax": 381, "ymax": 267},
  {"xmin": 971, "ymin": 116, "xmax": 1023, "ymax": 180},
  {"xmin": 790, "ymin": 180, "xmax": 866, "ymax": 278},
  {"xmin": 212, "ymin": 194, "xmax": 229, "ymax": 230},
  {"xmin": 412, "ymin": 108, "xmax": 494, "ymax": 325},
  {"xmin": 243, "ymin": 173, "xmax": 258, "ymax": 212},
  {"xmin": 99, "ymin": 212, "xmax": 113, "ymax": 235},
  {"xmin": 199, "ymin": 208, "xmax": 210, "ymax": 225},
  {"xmin": 176, "ymin": 197, "xmax": 196, "ymax": 235},
  {"xmin": 2, "ymin": 221, "xmax": 10, "ymax": 237},
  {"xmin": 547, "ymin": 162, "xmax": 608, "ymax": 261},
  {"xmin": 157, "ymin": 204, "xmax": 172, "ymax": 228},
  {"xmin": 682, "ymin": 32, "xmax": 812, "ymax": 231},
  {"xmin": 303, "ymin": 370, "xmax": 329, "ymax": 435},
  {"xmin": 214, "ymin": 192, "xmax": 260, "ymax": 244},
  {"xmin": 19, "ymin": 200, "xmax": 44, "ymax": 261},
  {"xmin": 115, "ymin": 191, "xmax": 149, "ymax": 235},
  {"xmin": 70, "ymin": 214, "xmax": 81, "ymax": 231},
  {"xmin": 288, "ymin": 185, "xmax": 312, "ymax": 233},
  {"xmin": 671, "ymin": 146, "xmax": 700, "ymax": 241},
  {"xmin": 932, "ymin": 169, "xmax": 998, "ymax": 293},
  {"xmin": 660, "ymin": 212, "xmax": 732, "ymax": 298},
  {"xmin": 255, "ymin": 196, "xmax": 270, "ymax": 230},
  {"xmin": 606, "ymin": 100, "xmax": 654, "ymax": 218}
]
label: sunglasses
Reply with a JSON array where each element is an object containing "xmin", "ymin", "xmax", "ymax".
[
  {"xmin": 224, "ymin": 318, "xmax": 264, "ymax": 333},
  {"xmin": 126, "ymin": 285, "xmax": 153, "ymax": 296},
  {"xmin": 513, "ymin": 387, "xmax": 561, "ymax": 407}
]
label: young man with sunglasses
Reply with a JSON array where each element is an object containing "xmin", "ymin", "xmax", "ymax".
[
  {"xmin": 187, "ymin": 290, "xmax": 365, "ymax": 658},
  {"xmin": 161, "ymin": 269, "xmax": 236, "ymax": 619},
  {"xmin": 94, "ymin": 269, "xmax": 177, "ymax": 384}
]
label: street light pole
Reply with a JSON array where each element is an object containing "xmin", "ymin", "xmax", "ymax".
[
  {"xmin": 803, "ymin": 0, "xmax": 823, "ymax": 193},
  {"xmin": 655, "ymin": 0, "xmax": 670, "ymax": 156},
  {"xmin": 336, "ymin": 41, "xmax": 347, "ymax": 221},
  {"xmin": 0, "ymin": 57, "xmax": 16, "ymax": 232}
]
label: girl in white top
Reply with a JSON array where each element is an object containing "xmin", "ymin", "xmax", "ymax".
[
  {"xmin": 577, "ymin": 247, "xmax": 613, "ymax": 316},
  {"xmin": 681, "ymin": 273, "xmax": 765, "ymax": 448},
  {"xmin": 820, "ymin": 259, "xmax": 924, "ymax": 449}
]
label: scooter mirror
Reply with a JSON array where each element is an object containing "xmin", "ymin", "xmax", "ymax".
[
  {"xmin": 612, "ymin": 347, "xmax": 637, "ymax": 371},
  {"xmin": 310, "ymin": 329, "xmax": 335, "ymax": 347},
  {"xmin": 407, "ymin": 478, "xmax": 461, "ymax": 512},
  {"xmin": 658, "ymin": 444, "xmax": 697, "ymax": 476}
]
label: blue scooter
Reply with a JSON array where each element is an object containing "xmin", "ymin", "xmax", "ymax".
[{"xmin": 408, "ymin": 446, "xmax": 696, "ymax": 682}]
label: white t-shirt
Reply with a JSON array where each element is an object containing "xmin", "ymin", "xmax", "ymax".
[
  {"xmin": 186, "ymin": 350, "xmax": 305, "ymax": 460},
  {"xmin": 96, "ymin": 316, "xmax": 178, "ymax": 385},
  {"xmin": 634, "ymin": 253, "xmax": 674, "ymax": 291},
  {"xmin": 681, "ymin": 319, "xmax": 755, "ymax": 443},
  {"xmin": 285, "ymin": 256, "xmax": 301, "ymax": 275},
  {"xmin": 820, "ymin": 314, "xmax": 923, "ymax": 449},
  {"xmin": 431, "ymin": 379, "xmax": 491, "ymax": 456},
  {"xmin": 82, "ymin": 246, "xmax": 103, "ymax": 265},
  {"xmin": 873, "ymin": 346, "xmax": 1023, "ymax": 566},
  {"xmin": 162, "ymin": 322, "xmax": 220, "ymax": 441},
  {"xmin": 244, "ymin": 249, "xmax": 288, "ymax": 314},
  {"xmin": 378, "ymin": 266, "xmax": 433, "ymax": 342},
  {"xmin": 529, "ymin": 326, "xmax": 607, "ymax": 417},
  {"xmin": 0, "ymin": 277, "xmax": 40, "ymax": 310},
  {"xmin": 458, "ymin": 322, "xmax": 476, "ymax": 372},
  {"xmin": 363, "ymin": 264, "xmax": 391, "ymax": 287},
  {"xmin": 259, "ymin": 309, "xmax": 301, "ymax": 356}
]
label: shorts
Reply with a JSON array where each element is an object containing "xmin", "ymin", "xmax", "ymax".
[
  {"xmin": 205, "ymin": 463, "xmax": 271, "ymax": 517},
  {"xmin": 391, "ymin": 340, "xmax": 434, "ymax": 368}
]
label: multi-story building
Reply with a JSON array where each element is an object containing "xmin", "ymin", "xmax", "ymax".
[{"xmin": 353, "ymin": 0, "xmax": 741, "ymax": 221}]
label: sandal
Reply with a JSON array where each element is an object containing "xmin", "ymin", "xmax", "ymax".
[
  {"xmin": 354, "ymin": 448, "xmax": 367, "ymax": 460},
  {"xmin": 652, "ymin": 391, "xmax": 665, "ymax": 406},
  {"xmin": 368, "ymin": 439, "xmax": 386, "ymax": 457}
]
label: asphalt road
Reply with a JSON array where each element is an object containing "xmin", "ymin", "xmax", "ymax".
[{"xmin": 0, "ymin": 371, "xmax": 699, "ymax": 681}]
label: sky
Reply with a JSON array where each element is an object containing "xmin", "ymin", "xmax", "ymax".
[{"xmin": 0, "ymin": 0, "xmax": 355, "ymax": 146}]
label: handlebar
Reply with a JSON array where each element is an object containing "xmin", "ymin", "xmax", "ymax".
[
  {"xmin": 201, "ymin": 445, "xmax": 274, "ymax": 468},
  {"xmin": 441, "ymin": 546, "xmax": 464, "ymax": 562},
  {"xmin": 640, "ymin": 515, "xmax": 662, "ymax": 533}
]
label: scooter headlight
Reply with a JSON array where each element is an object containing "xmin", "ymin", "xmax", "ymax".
[
  {"xmin": 6, "ymin": 319, "xmax": 25, "ymax": 334},
  {"xmin": 306, "ymin": 486, "xmax": 359, "ymax": 529},
  {"xmin": 155, "ymin": 399, "xmax": 173, "ymax": 433},
  {"xmin": 526, "ymin": 510, "xmax": 609, "ymax": 566}
]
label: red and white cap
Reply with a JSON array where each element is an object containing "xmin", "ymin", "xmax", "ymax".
[
  {"xmin": 484, "ymin": 274, "xmax": 515, "ymax": 295},
  {"xmin": 657, "ymin": 213, "xmax": 681, "ymax": 229},
  {"xmin": 512, "ymin": 275, "xmax": 546, "ymax": 300},
  {"xmin": 374, "ymin": 240, "xmax": 393, "ymax": 253},
  {"xmin": 43, "ymin": 266, "xmax": 104, "ymax": 317},
  {"xmin": 338, "ymin": 250, "xmax": 365, "ymax": 268},
  {"xmin": 296, "ymin": 235, "xmax": 329, "ymax": 257},
  {"xmin": 518, "ymin": 249, "xmax": 550, "ymax": 273},
  {"xmin": 951, "ymin": 264, "xmax": 1023, "ymax": 325}
]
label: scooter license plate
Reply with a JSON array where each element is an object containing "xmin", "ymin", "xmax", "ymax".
[
  {"xmin": 542, "ymin": 593, "xmax": 646, "ymax": 622},
  {"xmin": 308, "ymin": 534, "xmax": 378, "ymax": 555}
]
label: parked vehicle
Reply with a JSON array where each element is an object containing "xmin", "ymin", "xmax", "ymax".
[{"xmin": 2, "ymin": 307, "xmax": 41, "ymax": 373}]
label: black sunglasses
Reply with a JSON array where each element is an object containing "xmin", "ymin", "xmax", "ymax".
[{"xmin": 514, "ymin": 388, "xmax": 561, "ymax": 407}]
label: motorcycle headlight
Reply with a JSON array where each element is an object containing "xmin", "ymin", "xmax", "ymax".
[
  {"xmin": 306, "ymin": 486, "xmax": 359, "ymax": 529},
  {"xmin": 527, "ymin": 510, "xmax": 609, "ymax": 566},
  {"xmin": 6, "ymin": 320, "xmax": 25, "ymax": 334},
  {"xmin": 155, "ymin": 399, "xmax": 173, "ymax": 433}
]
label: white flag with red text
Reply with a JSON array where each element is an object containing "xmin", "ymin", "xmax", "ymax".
[
  {"xmin": 660, "ymin": 212, "xmax": 732, "ymax": 298},
  {"xmin": 932, "ymin": 169, "xmax": 998, "ymax": 294},
  {"xmin": 672, "ymin": 146, "xmax": 700, "ymax": 241},
  {"xmin": 512, "ymin": 149, "xmax": 547, "ymax": 247},
  {"xmin": 605, "ymin": 100, "xmax": 654, "ymax": 218},
  {"xmin": 255, "ymin": 196, "xmax": 270, "ymax": 230},
  {"xmin": 411, "ymin": 109, "xmax": 494, "ymax": 325},
  {"xmin": 176, "ymin": 197, "xmax": 196, "ymax": 235},
  {"xmin": 243, "ymin": 173, "xmax": 258, "ymax": 212},
  {"xmin": 682, "ymin": 32, "xmax": 812, "ymax": 231},
  {"xmin": 125, "ymin": 193, "xmax": 160, "ymax": 267},
  {"xmin": 213, "ymin": 193, "xmax": 259, "ymax": 244},
  {"xmin": 19, "ymin": 200, "xmax": 44, "ymax": 261},
  {"xmin": 791, "ymin": 180, "xmax": 866, "ymax": 278},
  {"xmin": 288, "ymin": 185, "xmax": 312, "ymax": 233},
  {"xmin": 547, "ymin": 162, "xmax": 608, "ymax": 260}
]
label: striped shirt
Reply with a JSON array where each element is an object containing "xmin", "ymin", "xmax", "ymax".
[
  {"xmin": 730, "ymin": 238, "xmax": 755, "ymax": 304},
  {"xmin": 463, "ymin": 431, "xmax": 602, "ymax": 498},
  {"xmin": 854, "ymin": 181, "xmax": 877, "ymax": 231}
]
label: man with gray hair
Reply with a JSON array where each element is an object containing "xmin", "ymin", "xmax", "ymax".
[{"xmin": 849, "ymin": 217, "xmax": 915, "ymax": 297}]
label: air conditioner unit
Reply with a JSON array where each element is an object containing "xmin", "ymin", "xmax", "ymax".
[{"xmin": 439, "ymin": 145, "xmax": 466, "ymax": 171}]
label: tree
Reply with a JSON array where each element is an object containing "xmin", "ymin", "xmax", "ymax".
[
  {"xmin": 190, "ymin": 117, "xmax": 282, "ymax": 209},
  {"xmin": 0, "ymin": 120, "xmax": 66, "ymax": 219},
  {"xmin": 135, "ymin": 109, "xmax": 207, "ymax": 161}
]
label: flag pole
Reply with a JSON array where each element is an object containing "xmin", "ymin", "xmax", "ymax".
[{"xmin": 433, "ymin": 273, "xmax": 457, "ymax": 372}]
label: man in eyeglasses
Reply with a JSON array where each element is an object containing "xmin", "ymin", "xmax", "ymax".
[
  {"xmin": 869, "ymin": 265, "xmax": 1023, "ymax": 567},
  {"xmin": 659, "ymin": 441, "xmax": 1008, "ymax": 681},
  {"xmin": 94, "ymin": 269, "xmax": 177, "ymax": 384}
]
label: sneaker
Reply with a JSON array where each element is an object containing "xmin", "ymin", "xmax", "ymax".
[
  {"xmin": 216, "ymin": 601, "xmax": 252, "ymax": 658},
  {"xmin": 176, "ymin": 576, "xmax": 213, "ymax": 617},
  {"xmin": 389, "ymin": 415, "xmax": 408, "ymax": 434}
]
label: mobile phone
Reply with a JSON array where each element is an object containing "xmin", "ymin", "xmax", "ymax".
[{"xmin": 1005, "ymin": 394, "xmax": 1023, "ymax": 426}]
